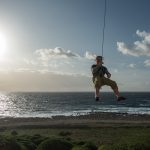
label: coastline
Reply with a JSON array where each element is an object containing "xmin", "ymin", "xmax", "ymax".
[{"xmin": 1, "ymin": 112, "xmax": 150, "ymax": 129}]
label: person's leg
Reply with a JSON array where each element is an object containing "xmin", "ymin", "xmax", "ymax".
[
  {"xmin": 93, "ymin": 76, "xmax": 101, "ymax": 101},
  {"xmin": 103, "ymin": 77, "xmax": 126, "ymax": 100},
  {"xmin": 112, "ymin": 87, "xmax": 120, "ymax": 98},
  {"xmin": 95, "ymin": 87, "xmax": 100, "ymax": 98},
  {"xmin": 103, "ymin": 77, "xmax": 118, "ymax": 94}
]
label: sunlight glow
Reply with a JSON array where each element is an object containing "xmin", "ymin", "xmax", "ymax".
[{"xmin": 0, "ymin": 32, "xmax": 7, "ymax": 61}]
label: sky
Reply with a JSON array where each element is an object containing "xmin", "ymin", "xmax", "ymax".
[{"xmin": 0, "ymin": 0, "xmax": 150, "ymax": 92}]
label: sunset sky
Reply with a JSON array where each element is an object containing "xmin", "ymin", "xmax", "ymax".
[{"xmin": 0, "ymin": 0, "xmax": 150, "ymax": 92}]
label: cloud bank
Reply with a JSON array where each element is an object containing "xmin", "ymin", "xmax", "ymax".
[
  {"xmin": 84, "ymin": 51, "xmax": 96, "ymax": 60},
  {"xmin": 128, "ymin": 63, "xmax": 136, "ymax": 68},
  {"xmin": 117, "ymin": 30, "xmax": 150, "ymax": 57},
  {"xmin": 21, "ymin": 47, "xmax": 97, "ymax": 78},
  {"xmin": 35, "ymin": 47, "xmax": 97, "ymax": 61},
  {"xmin": 144, "ymin": 59, "xmax": 150, "ymax": 67},
  {"xmin": 35, "ymin": 47, "xmax": 80, "ymax": 61}
]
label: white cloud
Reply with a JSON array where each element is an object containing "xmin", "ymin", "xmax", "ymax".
[
  {"xmin": 23, "ymin": 48, "xmax": 96, "ymax": 74},
  {"xmin": 84, "ymin": 51, "xmax": 96, "ymax": 60},
  {"xmin": 23, "ymin": 47, "xmax": 83, "ymax": 68},
  {"xmin": 144, "ymin": 59, "xmax": 150, "ymax": 67},
  {"xmin": 114, "ymin": 69, "xmax": 118, "ymax": 73},
  {"xmin": 117, "ymin": 30, "xmax": 150, "ymax": 57},
  {"xmin": 15, "ymin": 68, "xmax": 31, "ymax": 72},
  {"xmin": 23, "ymin": 58, "xmax": 38, "ymax": 65},
  {"xmin": 35, "ymin": 47, "xmax": 80, "ymax": 61},
  {"xmin": 128, "ymin": 63, "xmax": 136, "ymax": 68},
  {"xmin": 17, "ymin": 47, "xmax": 97, "ymax": 77}
]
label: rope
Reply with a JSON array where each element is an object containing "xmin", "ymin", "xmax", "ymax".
[{"xmin": 101, "ymin": 0, "xmax": 107, "ymax": 57}]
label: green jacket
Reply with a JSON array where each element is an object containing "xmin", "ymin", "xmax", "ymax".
[{"xmin": 91, "ymin": 64, "xmax": 110, "ymax": 77}]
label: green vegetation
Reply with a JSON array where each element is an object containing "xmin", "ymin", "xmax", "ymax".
[
  {"xmin": 37, "ymin": 138, "xmax": 73, "ymax": 150},
  {"xmin": 0, "ymin": 127, "xmax": 150, "ymax": 150}
]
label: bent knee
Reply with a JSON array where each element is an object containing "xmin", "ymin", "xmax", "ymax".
[
  {"xmin": 93, "ymin": 77, "xmax": 102, "ymax": 89},
  {"xmin": 110, "ymin": 81, "xmax": 118, "ymax": 89}
]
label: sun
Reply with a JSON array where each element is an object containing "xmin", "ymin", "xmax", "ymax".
[{"xmin": 0, "ymin": 32, "xmax": 7, "ymax": 60}]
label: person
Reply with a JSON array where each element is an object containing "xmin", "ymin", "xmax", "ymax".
[{"xmin": 91, "ymin": 56, "xmax": 126, "ymax": 101}]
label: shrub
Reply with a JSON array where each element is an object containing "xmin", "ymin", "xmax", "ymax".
[
  {"xmin": 30, "ymin": 134, "xmax": 48, "ymax": 146},
  {"xmin": 82, "ymin": 142, "xmax": 97, "ymax": 150},
  {"xmin": 72, "ymin": 146, "xmax": 86, "ymax": 150},
  {"xmin": 0, "ymin": 138, "xmax": 27, "ymax": 150},
  {"xmin": 59, "ymin": 131, "xmax": 72, "ymax": 136},
  {"xmin": 36, "ymin": 138, "xmax": 73, "ymax": 150},
  {"xmin": 75, "ymin": 141, "xmax": 86, "ymax": 146},
  {"xmin": 72, "ymin": 142, "xmax": 97, "ymax": 150},
  {"xmin": 18, "ymin": 139, "xmax": 36, "ymax": 150},
  {"xmin": 98, "ymin": 145, "xmax": 107, "ymax": 150},
  {"xmin": 16, "ymin": 135, "xmax": 37, "ymax": 150},
  {"xmin": 11, "ymin": 130, "xmax": 18, "ymax": 136},
  {"xmin": 129, "ymin": 142, "xmax": 150, "ymax": 150}
]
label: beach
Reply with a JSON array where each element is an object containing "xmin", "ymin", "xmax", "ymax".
[{"xmin": 1, "ymin": 112, "xmax": 150, "ymax": 129}]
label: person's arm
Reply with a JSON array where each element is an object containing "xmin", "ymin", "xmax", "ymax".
[
  {"xmin": 91, "ymin": 65, "xmax": 101, "ymax": 75},
  {"xmin": 105, "ymin": 67, "xmax": 111, "ymax": 78}
]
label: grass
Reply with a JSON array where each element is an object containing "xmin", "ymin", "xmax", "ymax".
[{"xmin": 0, "ymin": 126, "xmax": 150, "ymax": 150}]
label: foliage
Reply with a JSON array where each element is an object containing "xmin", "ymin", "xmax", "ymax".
[
  {"xmin": 11, "ymin": 130, "xmax": 18, "ymax": 136},
  {"xmin": 1, "ymin": 127, "xmax": 150, "ymax": 150},
  {"xmin": 17, "ymin": 136, "xmax": 37, "ymax": 150},
  {"xmin": 59, "ymin": 131, "xmax": 72, "ymax": 136},
  {"xmin": 36, "ymin": 138, "xmax": 73, "ymax": 150},
  {"xmin": 72, "ymin": 141, "xmax": 97, "ymax": 150},
  {"xmin": 0, "ymin": 137, "xmax": 27, "ymax": 150},
  {"xmin": 29, "ymin": 134, "xmax": 48, "ymax": 146},
  {"xmin": 97, "ymin": 142, "xmax": 150, "ymax": 150}
]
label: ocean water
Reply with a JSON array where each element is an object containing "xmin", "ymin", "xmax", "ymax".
[{"xmin": 0, "ymin": 92, "xmax": 150, "ymax": 118}]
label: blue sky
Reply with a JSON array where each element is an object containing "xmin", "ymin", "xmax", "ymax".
[{"xmin": 0, "ymin": 0, "xmax": 150, "ymax": 92}]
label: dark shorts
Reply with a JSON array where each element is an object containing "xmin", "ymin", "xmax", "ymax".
[{"xmin": 93, "ymin": 76, "xmax": 118, "ymax": 89}]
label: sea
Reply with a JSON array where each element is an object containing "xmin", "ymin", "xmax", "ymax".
[{"xmin": 0, "ymin": 92, "xmax": 150, "ymax": 118}]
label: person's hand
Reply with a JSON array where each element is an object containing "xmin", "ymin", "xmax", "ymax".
[
  {"xmin": 97, "ymin": 64, "xmax": 101, "ymax": 66},
  {"xmin": 107, "ymin": 73, "xmax": 111, "ymax": 78}
]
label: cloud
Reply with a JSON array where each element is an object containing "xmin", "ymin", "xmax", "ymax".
[
  {"xmin": 14, "ymin": 68, "xmax": 36, "ymax": 73},
  {"xmin": 128, "ymin": 63, "xmax": 136, "ymax": 68},
  {"xmin": 117, "ymin": 30, "xmax": 150, "ymax": 57},
  {"xmin": 21, "ymin": 47, "xmax": 96, "ymax": 77},
  {"xmin": 84, "ymin": 51, "xmax": 96, "ymax": 60},
  {"xmin": 35, "ymin": 47, "xmax": 80, "ymax": 61},
  {"xmin": 144, "ymin": 59, "xmax": 150, "ymax": 67},
  {"xmin": 114, "ymin": 69, "xmax": 118, "ymax": 73},
  {"xmin": 23, "ymin": 58, "xmax": 38, "ymax": 65}
]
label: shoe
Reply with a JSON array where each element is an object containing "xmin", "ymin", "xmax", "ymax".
[
  {"xmin": 95, "ymin": 97, "xmax": 100, "ymax": 101},
  {"xmin": 117, "ymin": 96, "xmax": 126, "ymax": 101}
]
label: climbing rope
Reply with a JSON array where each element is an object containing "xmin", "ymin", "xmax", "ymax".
[{"xmin": 101, "ymin": 0, "xmax": 107, "ymax": 57}]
